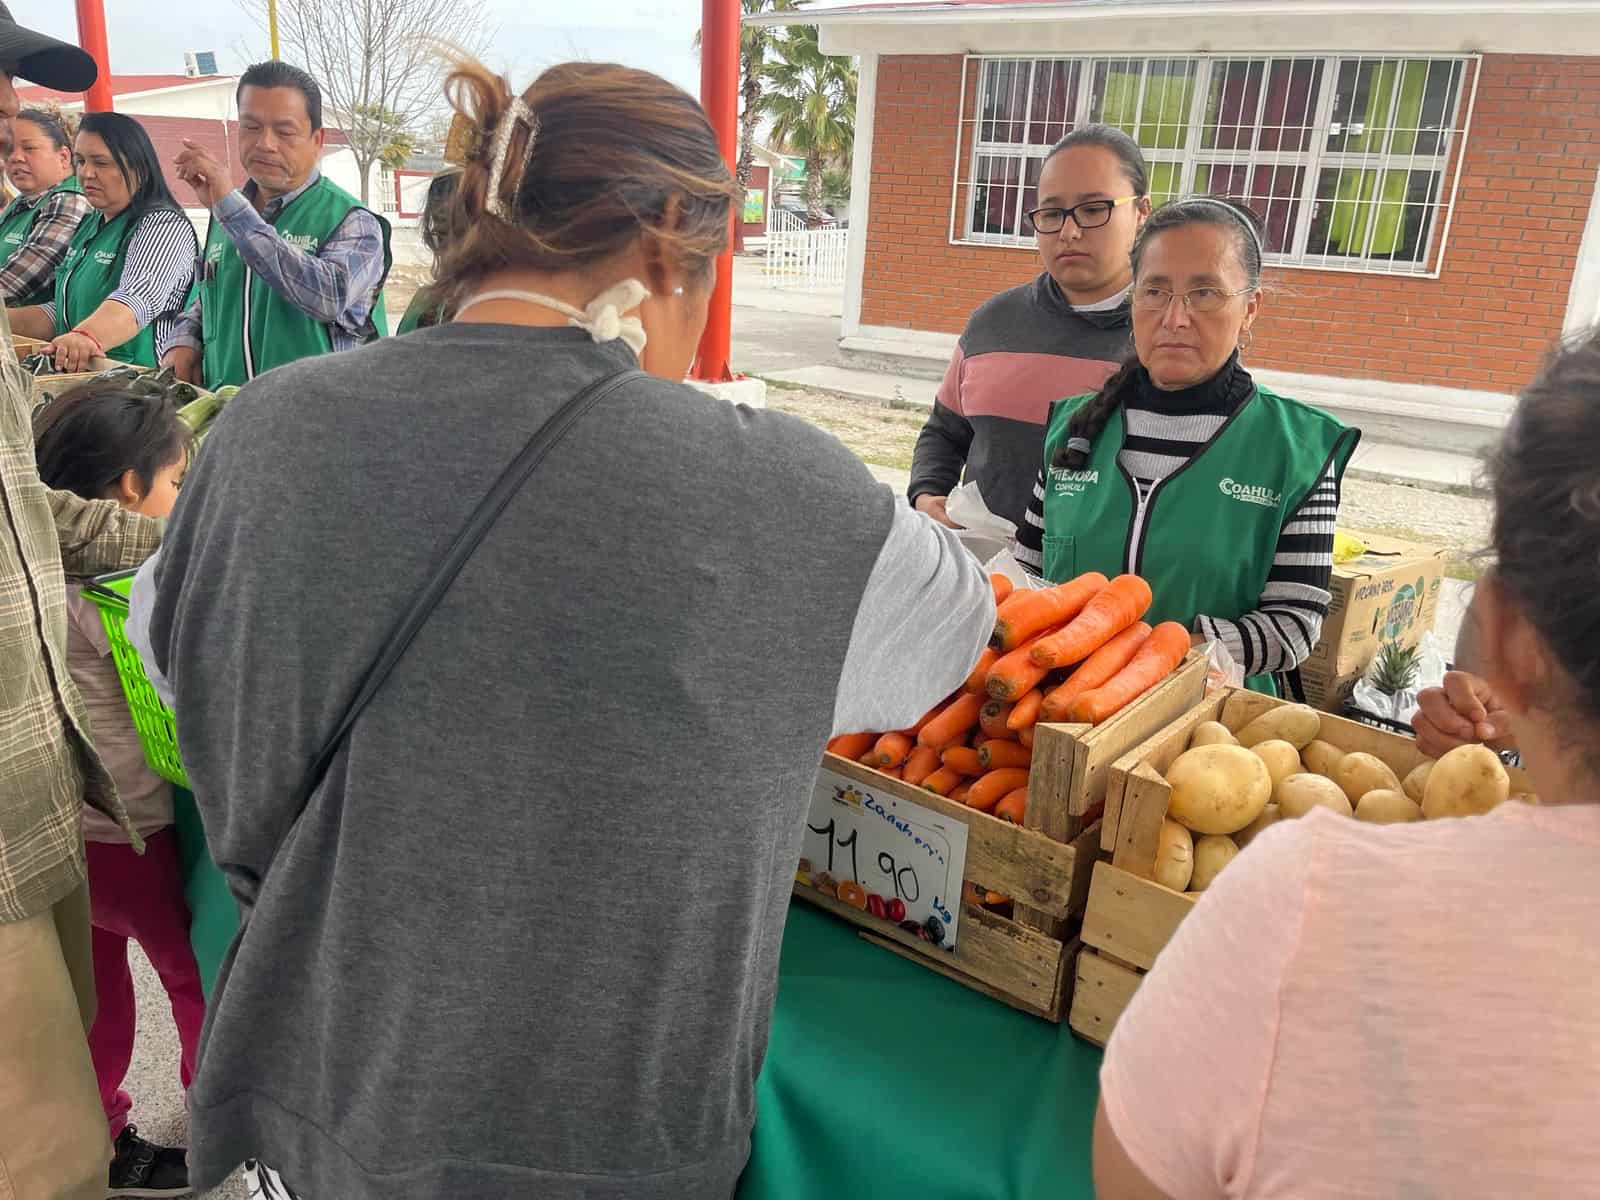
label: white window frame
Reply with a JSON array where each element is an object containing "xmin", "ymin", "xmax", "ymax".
[{"xmin": 949, "ymin": 52, "xmax": 1481, "ymax": 279}]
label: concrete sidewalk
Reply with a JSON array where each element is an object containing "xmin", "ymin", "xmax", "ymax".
[{"xmin": 767, "ymin": 363, "xmax": 1485, "ymax": 494}]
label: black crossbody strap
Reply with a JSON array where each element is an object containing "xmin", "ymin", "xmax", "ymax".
[{"xmin": 295, "ymin": 368, "xmax": 645, "ymax": 806}]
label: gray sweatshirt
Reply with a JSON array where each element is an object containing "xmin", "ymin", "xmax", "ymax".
[{"xmin": 140, "ymin": 325, "xmax": 992, "ymax": 1199}]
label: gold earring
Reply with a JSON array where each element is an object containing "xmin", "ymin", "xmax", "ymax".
[{"xmin": 1241, "ymin": 327, "xmax": 1255, "ymax": 353}]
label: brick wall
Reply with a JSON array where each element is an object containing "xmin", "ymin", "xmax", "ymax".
[{"xmin": 861, "ymin": 54, "xmax": 1600, "ymax": 393}]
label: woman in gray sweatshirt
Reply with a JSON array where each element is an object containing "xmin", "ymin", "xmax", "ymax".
[{"xmin": 139, "ymin": 56, "xmax": 993, "ymax": 1200}]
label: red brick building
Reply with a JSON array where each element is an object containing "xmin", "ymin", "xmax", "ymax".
[{"xmin": 757, "ymin": 0, "xmax": 1600, "ymax": 450}]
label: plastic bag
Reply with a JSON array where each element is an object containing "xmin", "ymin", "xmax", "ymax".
[
  {"xmin": 945, "ymin": 481, "xmax": 1018, "ymax": 566},
  {"xmin": 1350, "ymin": 631, "xmax": 1449, "ymax": 725},
  {"xmin": 1198, "ymin": 638, "xmax": 1244, "ymax": 691}
]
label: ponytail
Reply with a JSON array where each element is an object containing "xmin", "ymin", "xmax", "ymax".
[{"xmin": 1054, "ymin": 354, "xmax": 1140, "ymax": 471}]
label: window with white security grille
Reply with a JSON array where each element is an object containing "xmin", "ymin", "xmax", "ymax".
[{"xmin": 954, "ymin": 54, "xmax": 1477, "ymax": 276}]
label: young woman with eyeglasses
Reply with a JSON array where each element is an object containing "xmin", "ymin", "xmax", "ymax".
[
  {"xmin": 1015, "ymin": 197, "xmax": 1360, "ymax": 694},
  {"xmin": 907, "ymin": 125, "xmax": 1152, "ymax": 533}
]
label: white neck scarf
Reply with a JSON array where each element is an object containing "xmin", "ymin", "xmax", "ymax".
[{"xmin": 455, "ymin": 279, "xmax": 650, "ymax": 357}]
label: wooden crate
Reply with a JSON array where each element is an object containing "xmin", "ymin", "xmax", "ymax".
[
  {"xmin": 1071, "ymin": 689, "xmax": 1533, "ymax": 1046},
  {"xmin": 794, "ymin": 653, "xmax": 1206, "ymax": 1022},
  {"xmin": 11, "ymin": 335, "xmax": 46, "ymax": 358},
  {"xmin": 798, "ymin": 752, "xmax": 1103, "ymax": 1021},
  {"xmin": 28, "ymin": 359, "xmax": 133, "ymax": 404}
]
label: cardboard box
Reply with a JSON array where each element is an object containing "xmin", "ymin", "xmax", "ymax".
[{"xmin": 1298, "ymin": 530, "xmax": 1446, "ymax": 712}]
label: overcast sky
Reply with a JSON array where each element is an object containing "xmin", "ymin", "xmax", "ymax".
[{"xmin": 33, "ymin": 0, "xmax": 705, "ymax": 98}]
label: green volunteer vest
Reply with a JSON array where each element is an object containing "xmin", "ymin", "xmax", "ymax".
[
  {"xmin": 198, "ymin": 175, "xmax": 392, "ymax": 388},
  {"xmin": 0, "ymin": 177, "xmax": 83, "ymax": 307},
  {"xmin": 54, "ymin": 205, "xmax": 157, "ymax": 367},
  {"xmin": 1040, "ymin": 385, "xmax": 1359, "ymax": 694},
  {"xmin": 395, "ymin": 285, "xmax": 447, "ymax": 335}
]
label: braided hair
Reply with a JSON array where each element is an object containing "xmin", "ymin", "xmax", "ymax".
[{"xmin": 1053, "ymin": 196, "xmax": 1267, "ymax": 471}]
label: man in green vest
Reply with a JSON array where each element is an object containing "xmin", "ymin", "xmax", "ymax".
[{"xmin": 159, "ymin": 61, "xmax": 392, "ymax": 389}]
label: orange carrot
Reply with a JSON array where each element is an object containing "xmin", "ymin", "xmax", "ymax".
[
  {"xmin": 979, "ymin": 739, "xmax": 1033, "ymax": 770},
  {"xmin": 902, "ymin": 745, "xmax": 941, "ymax": 787},
  {"xmin": 1018, "ymin": 726, "xmax": 1036, "ymax": 749},
  {"xmin": 1029, "ymin": 574, "xmax": 1154, "ymax": 668},
  {"xmin": 921, "ymin": 767, "xmax": 963, "ymax": 796},
  {"xmin": 878, "ymin": 766, "xmax": 903, "ymax": 780},
  {"xmin": 862, "ymin": 731, "xmax": 913, "ymax": 769},
  {"xmin": 826, "ymin": 732, "xmax": 876, "ymax": 760},
  {"xmin": 979, "ymin": 699, "xmax": 1015, "ymax": 741},
  {"xmin": 1039, "ymin": 622, "xmax": 1153, "ymax": 723},
  {"xmin": 991, "ymin": 573, "xmax": 1014, "ymax": 606},
  {"xmin": 1069, "ymin": 621, "xmax": 1191, "ymax": 725},
  {"xmin": 900, "ymin": 705, "xmax": 942, "ymax": 738},
  {"xmin": 991, "ymin": 572, "xmax": 1109, "ymax": 651},
  {"xmin": 994, "ymin": 787, "xmax": 1029, "ymax": 824},
  {"xmin": 941, "ymin": 746, "xmax": 984, "ymax": 776},
  {"xmin": 985, "ymin": 634, "xmax": 1053, "ymax": 701},
  {"xmin": 1006, "ymin": 688, "xmax": 1045, "ymax": 732},
  {"xmin": 984, "ymin": 891, "xmax": 1013, "ymax": 906},
  {"xmin": 917, "ymin": 692, "xmax": 984, "ymax": 750},
  {"xmin": 965, "ymin": 768, "xmax": 1031, "ymax": 813},
  {"xmin": 950, "ymin": 780, "xmax": 974, "ymax": 805},
  {"xmin": 963, "ymin": 647, "xmax": 1001, "ymax": 695}
]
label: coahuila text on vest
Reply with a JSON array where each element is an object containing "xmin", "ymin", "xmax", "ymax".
[{"xmin": 1217, "ymin": 477, "xmax": 1282, "ymax": 508}]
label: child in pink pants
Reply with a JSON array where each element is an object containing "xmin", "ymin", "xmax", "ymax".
[{"xmin": 36, "ymin": 379, "xmax": 202, "ymax": 1197}]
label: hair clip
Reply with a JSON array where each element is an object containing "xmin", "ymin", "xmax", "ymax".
[
  {"xmin": 485, "ymin": 97, "xmax": 539, "ymax": 222},
  {"xmin": 1067, "ymin": 437, "xmax": 1092, "ymax": 455}
]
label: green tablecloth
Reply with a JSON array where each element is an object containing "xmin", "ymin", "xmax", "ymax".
[{"xmin": 739, "ymin": 903, "xmax": 1102, "ymax": 1200}]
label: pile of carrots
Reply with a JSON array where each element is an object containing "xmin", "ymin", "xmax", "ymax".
[{"xmin": 826, "ymin": 570, "xmax": 1190, "ymax": 826}]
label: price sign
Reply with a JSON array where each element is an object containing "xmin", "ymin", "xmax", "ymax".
[{"xmin": 797, "ymin": 766, "xmax": 970, "ymax": 949}]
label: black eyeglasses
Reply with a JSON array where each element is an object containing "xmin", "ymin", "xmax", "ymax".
[{"xmin": 1025, "ymin": 196, "xmax": 1139, "ymax": 235}]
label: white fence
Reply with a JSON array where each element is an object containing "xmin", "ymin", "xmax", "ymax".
[{"xmin": 764, "ymin": 207, "xmax": 848, "ymax": 291}]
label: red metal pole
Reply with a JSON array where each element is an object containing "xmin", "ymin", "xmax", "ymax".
[
  {"xmin": 691, "ymin": 0, "xmax": 739, "ymax": 382},
  {"xmin": 75, "ymin": 0, "xmax": 115, "ymax": 111}
]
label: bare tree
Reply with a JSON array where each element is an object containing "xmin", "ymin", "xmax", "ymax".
[{"xmin": 239, "ymin": 0, "xmax": 491, "ymax": 204}]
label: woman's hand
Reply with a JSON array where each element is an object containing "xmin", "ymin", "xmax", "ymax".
[
  {"xmin": 1414, "ymin": 670, "xmax": 1515, "ymax": 758},
  {"xmin": 914, "ymin": 493, "xmax": 961, "ymax": 530},
  {"xmin": 49, "ymin": 330, "xmax": 102, "ymax": 373}
]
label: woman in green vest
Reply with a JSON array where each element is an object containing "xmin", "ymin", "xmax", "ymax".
[
  {"xmin": 11, "ymin": 113, "xmax": 198, "ymax": 372},
  {"xmin": 1016, "ymin": 198, "xmax": 1360, "ymax": 694},
  {"xmin": 395, "ymin": 169, "xmax": 462, "ymax": 335},
  {"xmin": 0, "ymin": 108, "xmax": 92, "ymax": 307}
]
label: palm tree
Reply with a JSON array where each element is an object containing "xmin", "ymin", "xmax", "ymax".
[
  {"xmin": 694, "ymin": 0, "xmax": 793, "ymax": 189},
  {"xmin": 759, "ymin": 24, "xmax": 856, "ymax": 223}
]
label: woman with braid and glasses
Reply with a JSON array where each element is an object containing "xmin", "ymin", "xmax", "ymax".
[{"xmin": 1015, "ymin": 197, "xmax": 1360, "ymax": 695}]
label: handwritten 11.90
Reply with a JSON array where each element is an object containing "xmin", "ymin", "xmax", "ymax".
[{"xmin": 806, "ymin": 817, "xmax": 920, "ymax": 903}]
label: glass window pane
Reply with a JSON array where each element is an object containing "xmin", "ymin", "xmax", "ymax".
[
  {"xmin": 1148, "ymin": 161, "xmax": 1183, "ymax": 207},
  {"xmin": 1402, "ymin": 59, "xmax": 1462, "ymax": 156},
  {"xmin": 1193, "ymin": 162, "xmax": 1305, "ymax": 254},
  {"xmin": 971, "ymin": 154, "xmax": 1025, "ymax": 237},
  {"xmin": 980, "ymin": 61, "xmax": 1030, "ymax": 143},
  {"xmin": 1307, "ymin": 167, "xmax": 1441, "ymax": 262},
  {"xmin": 1202, "ymin": 59, "xmax": 1264, "ymax": 151},
  {"xmin": 1089, "ymin": 59, "xmax": 1196, "ymax": 150},
  {"xmin": 1021, "ymin": 155, "xmax": 1045, "ymax": 222},
  {"xmin": 1026, "ymin": 60, "xmax": 1079, "ymax": 146},
  {"xmin": 1327, "ymin": 58, "xmax": 1448, "ymax": 156},
  {"xmin": 1258, "ymin": 59, "xmax": 1323, "ymax": 152}
]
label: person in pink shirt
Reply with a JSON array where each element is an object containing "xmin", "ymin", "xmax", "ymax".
[
  {"xmin": 1094, "ymin": 330, "xmax": 1600, "ymax": 1199},
  {"xmin": 34, "ymin": 378, "xmax": 199, "ymax": 1198}
]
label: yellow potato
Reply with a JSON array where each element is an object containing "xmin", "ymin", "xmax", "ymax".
[
  {"xmin": 1189, "ymin": 835, "xmax": 1239, "ymax": 892},
  {"xmin": 1251, "ymin": 739, "xmax": 1302, "ymax": 789},
  {"xmin": 1165, "ymin": 744, "xmax": 1273, "ymax": 835},
  {"xmin": 1354, "ymin": 788, "xmax": 1422, "ymax": 824},
  {"xmin": 1300, "ymin": 739, "xmax": 1346, "ymax": 780},
  {"xmin": 1189, "ymin": 721, "xmax": 1238, "ymax": 749},
  {"xmin": 1402, "ymin": 761, "xmax": 1434, "ymax": 804},
  {"xmin": 1154, "ymin": 818, "xmax": 1195, "ymax": 892},
  {"xmin": 1334, "ymin": 752, "xmax": 1403, "ymax": 805},
  {"xmin": 1277, "ymin": 773, "xmax": 1354, "ymax": 819},
  {"xmin": 1422, "ymin": 744, "xmax": 1510, "ymax": 819},
  {"xmin": 1512, "ymin": 791, "xmax": 1541, "ymax": 806},
  {"xmin": 1235, "ymin": 703, "xmax": 1321, "ymax": 750},
  {"xmin": 1234, "ymin": 803, "xmax": 1281, "ymax": 850}
]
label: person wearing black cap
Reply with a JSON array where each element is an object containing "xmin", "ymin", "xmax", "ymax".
[{"xmin": 0, "ymin": 8, "xmax": 188, "ymax": 1198}]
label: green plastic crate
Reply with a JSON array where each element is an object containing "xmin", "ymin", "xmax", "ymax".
[{"xmin": 81, "ymin": 571, "xmax": 189, "ymax": 789}]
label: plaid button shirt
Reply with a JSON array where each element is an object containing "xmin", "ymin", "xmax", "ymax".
[{"xmin": 0, "ymin": 309, "xmax": 161, "ymax": 924}]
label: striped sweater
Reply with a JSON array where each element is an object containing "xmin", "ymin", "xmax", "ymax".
[{"xmin": 1015, "ymin": 358, "xmax": 1340, "ymax": 678}]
